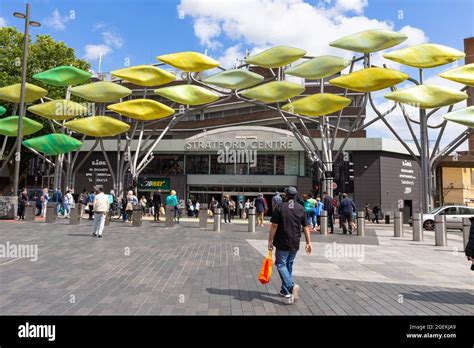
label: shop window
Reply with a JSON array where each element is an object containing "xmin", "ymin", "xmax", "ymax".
[
  {"xmin": 186, "ymin": 155, "xmax": 209, "ymax": 174},
  {"xmin": 249, "ymin": 155, "xmax": 275, "ymax": 175},
  {"xmin": 141, "ymin": 154, "xmax": 184, "ymax": 175},
  {"xmin": 210, "ymin": 155, "xmax": 234, "ymax": 174},
  {"xmin": 276, "ymin": 155, "xmax": 285, "ymax": 175}
]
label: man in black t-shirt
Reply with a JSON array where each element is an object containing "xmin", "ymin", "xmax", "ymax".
[{"xmin": 268, "ymin": 186, "xmax": 312, "ymax": 304}]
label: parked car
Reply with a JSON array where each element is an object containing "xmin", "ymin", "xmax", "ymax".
[{"xmin": 409, "ymin": 205, "xmax": 474, "ymax": 231}]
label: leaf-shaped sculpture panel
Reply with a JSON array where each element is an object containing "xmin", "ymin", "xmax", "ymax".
[
  {"xmin": 439, "ymin": 63, "xmax": 474, "ymax": 86},
  {"xmin": 0, "ymin": 105, "xmax": 5, "ymax": 115},
  {"xmin": 111, "ymin": 65, "xmax": 175, "ymax": 86},
  {"xmin": 0, "ymin": 83, "xmax": 47, "ymax": 103},
  {"xmin": 0, "ymin": 116, "xmax": 43, "ymax": 136},
  {"xmin": 329, "ymin": 67, "xmax": 409, "ymax": 92},
  {"xmin": 107, "ymin": 99, "xmax": 174, "ymax": 120},
  {"xmin": 154, "ymin": 85, "xmax": 220, "ymax": 105},
  {"xmin": 70, "ymin": 82, "xmax": 132, "ymax": 103},
  {"xmin": 202, "ymin": 69, "xmax": 264, "ymax": 90},
  {"xmin": 23, "ymin": 134, "xmax": 83, "ymax": 156},
  {"xmin": 28, "ymin": 100, "xmax": 88, "ymax": 120},
  {"xmin": 33, "ymin": 66, "xmax": 91, "ymax": 87},
  {"xmin": 157, "ymin": 52, "xmax": 219, "ymax": 72},
  {"xmin": 245, "ymin": 46, "xmax": 306, "ymax": 68},
  {"xmin": 64, "ymin": 116, "xmax": 130, "ymax": 137},
  {"xmin": 285, "ymin": 55, "xmax": 351, "ymax": 79},
  {"xmin": 282, "ymin": 93, "xmax": 352, "ymax": 116},
  {"xmin": 329, "ymin": 29, "xmax": 407, "ymax": 53},
  {"xmin": 442, "ymin": 106, "xmax": 474, "ymax": 128},
  {"xmin": 384, "ymin": 85, "xmax": 468, "ymax": 109},
  {"xmin": 240, "ymin": 81, "xmax": 305, "ymax": 103},
  {"xmin": 383, "ymin": 44, "xmax": 465, "ymax": 68}
]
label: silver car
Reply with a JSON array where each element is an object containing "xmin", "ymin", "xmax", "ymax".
[{"xmin": 409, "ymin": 205, "xmax": 474, "ymax": 231}]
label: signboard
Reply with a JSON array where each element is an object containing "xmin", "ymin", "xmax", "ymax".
[
  {"xmin": 331, "ymin": 182, "xmax": 338, "ymax": 189},
  {"xmin": 138, "ymin": 177, "xmax": 170, "ymax": 191},
  {"xmin": 0, "ymin": 196, "xmax": 17, "ymax": 220}
]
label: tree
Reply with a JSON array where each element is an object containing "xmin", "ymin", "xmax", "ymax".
[{"xmin": 0, "ymin": 27, "xmax": 90, "ymax": 190}]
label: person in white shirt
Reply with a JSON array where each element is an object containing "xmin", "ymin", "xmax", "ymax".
[
  {"xmin": 92, "ymin": 185, "xmax": 110, "ymax": 238},
  {"xmin": 63, "ymin": 190, "xmax": 73, "ymax": 218}
]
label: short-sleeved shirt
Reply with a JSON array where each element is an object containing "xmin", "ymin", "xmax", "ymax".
[{"xmin": 271, "ymin": 200, "xmax": 308, "ymax": 252}]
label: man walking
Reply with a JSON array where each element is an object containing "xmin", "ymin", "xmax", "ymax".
[
  {"xmin": 254, "ymin": 193, "xmax": 266, "ymax": 227},
  {"xmin": 92, "ymin": 185, "xmax": 109, "ymax": 238},
  {"xmin": 323, "ymin": 191, "xmax": 334, "ymax": 234},
  {"xmin": 268, "ymin": 187, "xmax": 312, "ymax": 304},
  {"xmin": 338, "ymin": 193, "xmax": 356, "ymax": 234},
  {"xmin": 152, "ymin": 190, "xmax": 162, "ymax": 221}
]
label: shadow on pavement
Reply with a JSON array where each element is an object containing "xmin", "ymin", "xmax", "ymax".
[
  {"xmin": 402, "ymin": 290, "xmax": 474, "ymax": 305},
  {"xmin": 67, "ymin": 234, "xmax": 94, "ymax": 237},
  {"xmin": 206, "ymin": 287, "xmax": 283, "ymax": 305}
]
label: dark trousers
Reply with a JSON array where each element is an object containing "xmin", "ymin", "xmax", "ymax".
[
  {"xmin": 327, "ymin": 212, "xmax": 334, "ymax": 232},
  {"xmin": 223, "ymin": 208, "xmax": 230, "ymax": 223},
  {"xmin": 154, "ymin": 206, "xmax": 160, "ymax": 221},
  {"xmin": 88, "ymin": 205, "xmax": 94, "ymax": 220},
  {"xmin": 341, "ymin": 213, "xmax": 353, "ymax": 234},
  {"xmin": 18, "ymin": 204, "xmax": 25, "ymax": 219},
  {"xmin": 373, "ymin": 213, "xmax": 379, "ymax": 223}
]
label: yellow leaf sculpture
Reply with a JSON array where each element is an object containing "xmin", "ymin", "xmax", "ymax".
[
  {"xmin": 245, "ymin": 46, "xmax": 306, "ymax": 68},
  {"xmin": 64, "ymin": 116, "xmax": 130, "ymax": 137},
  {"xmin": 202, "ymin": 69, "xmax": 264, "ymax": 90},
  {"xmin": 240, "ymin": 81, "xmax": 305, "ymax": 103},
  {"xmin": 285, "ymin": 56, "xmax": 351, "ymax": 79},
  {"xmin": 70, "ymin": 82, "xmax": 132, "ymax": 103},
  {"xmin": 282, "ymin": 93, "xmax": 352, "ymax": 116},
  {"xmin": 439, "ymin": 63, "xmax": 474, "ymax": 86},
  {"xmin": 329, "ymin": 29, "xmax": 408, "ymax": 53},
  {"xmin": 329, "ymin": 67, "xmax": 409, "ymax": 92},
  {"xmin": 155, "ymin": 85, "xmax": 220, "ymax": 105},
  {"xmin": 111, "ymin": 65, "xmax": 175, "ymax": 86},
  {"xmin": 442, "ymin": 106, "xmax": 474, "ymax": 128},
  {"xmin": 384, "ymin": 85, "xmax": 468, "ymax": 109},
  {"xmin": 157, "ymin": 52, "xmax": 219, "ymax": 72},
  {"xmin": 383, "ymin": 44, "xmax": 465, "ymax": 69},
  {"xmin": 107, "ymin": 99, "xmax": 174, "ymax": 121},
  {"xmin": 28, "ymin": 100, "xmax": 88, "ymax": 121},
  {"xmin": 0, "ymin": 83, "xmax": 47, "ymax": 103}
]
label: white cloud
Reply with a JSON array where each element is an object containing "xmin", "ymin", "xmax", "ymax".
[
  {"xmin": 194, "ymin": 17, "xmax": 222, "ymax": 48},
  {"xmin": 84, "ymin": 44, "xmax": 112, "ymax": 60},
  {"xmin": 102, "ymin": 31, "xmax": 123, "ymax": 49},
  {"xmin": 217, "ymin": 45, "xmax": 245, "ymax": 69},
  {"xmin": 44, "ymin": 9, "xmax": 69, "ymax": 31},
  {"xmin": 0, "ymin": 17, "xmax": 7, "ymax": 27},
  {"xmin": 93, "ymin": 22, "xmax": 107, "ymax": 31}
]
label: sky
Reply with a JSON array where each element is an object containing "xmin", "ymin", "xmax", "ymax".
[{"xmin": 1, "ymin": 0, "xmax": 474, "ymax": 146}]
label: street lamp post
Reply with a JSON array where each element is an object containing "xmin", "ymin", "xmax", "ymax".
[{"xmin": 12, "ymin": 3, "xmax": 41, "ymax": 198}]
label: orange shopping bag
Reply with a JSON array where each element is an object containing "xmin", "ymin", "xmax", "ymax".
[{"xmin": 258, "ymin": 250, "xmax": 273, "ymax": 284}]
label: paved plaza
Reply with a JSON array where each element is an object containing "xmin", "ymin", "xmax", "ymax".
[{"xmin": 1, "ymin": 218, "xmax": 473, "ymax": 315}]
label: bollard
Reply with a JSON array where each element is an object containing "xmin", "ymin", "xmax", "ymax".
[
  {"xmin": 45, "ymin": 203, "xmax": 56, "ymax": 224},
  {"xmin": 248, "ymin": 208, "xmax": 256, "ymax": 232},
  {"xmin": 462, "ymin": 218, "xmax": 471, "ymax": 250},
  {"xmin": 214, "ymin": 208, "xmax": 222, "ymax": 231},
  {"xmin": 104, "ymin": 212, "xmax": 110, "ymax": 226},
  {"xmin": 357, "ymin": 211, "xmax": 365, "ymax": 237},
  {"xmin": 132, "ymin": 205, "xmax": 142, "ymax": 227},
  {"xmin": 199, "ymin": 203, "xmax": 208, "ymax": 229},
  {"xmin": 165, "ymin": 206, "xmax": 175, "ymax": 227},
  {"xmin": 394, "ymin": 211, "xmax": 403, "ymax": 237},
  {"xmin": 412, "ymin": 213, "xmax": 423, "ymax": 242},
  {"xmin": 23, "ymin": 202, "xmax": 35, "ymax": 221},
  {"xmin": 385, "ymin": 214, "xmax": 390, "ymax": 224},
  {"xmin": 320, "ymin": 210, "xmax": 328, "ymax": 235},
  {"xmin": 69, "ymin": 207, "xmax": 80, "ymax": 225},
  {"xmin": 435, "ymin": 214, "xmax": 447, "ymax": 246}
]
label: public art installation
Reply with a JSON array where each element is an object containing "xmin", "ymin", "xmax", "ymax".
[{"xmin": 0, "ymin": 28, "xmax": 472, "ymax": 213}]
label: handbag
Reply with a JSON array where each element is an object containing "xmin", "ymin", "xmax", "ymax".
[{"xmin": 258, "ymin": 251, "xmax": 273, "ymax": 284}]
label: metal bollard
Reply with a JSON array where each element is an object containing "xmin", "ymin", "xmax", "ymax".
[
  {"xmin": 199, "ymin": 203, "xmax": 208, "ymax": 229},
  {"xmin": 357, "ymin": 211, "xmax": 365, "ymax": 237},
  {"xmin": 165, "ymin": 206, "xmax": 174, "ymax": 227},
  {"xmin": 462, "ymin": 218, "xmax": 471, "ymax": 250},
  {"xmin": 248, "ymin": 208, "xmax": 256, "ymax": 232},
  {"xmin": 394, "ymin": 211, "xmax": 403, "ymax": 237},
  {"xmin": 69, "ymin": 207, "xmax": 80, "ymax": 225},
  {"xmin": 412, "ymin": 213, "xmax": 423, "ymax": 242},
  {"xmin": 385, "ymin": 215, "xmax": 390, "ymax": 224},
  {"xmin": 45, "ymin": 203, "xmax": 56, "ymax": 223},
  {"xmin": 132, "ymin": 204, "xmax": 142, "ymax": 227},
  {"xmin": 320, "ymin": 210, "xmax": 328, "ymax": 235},
  {"xmin": 23, "ymin": 202, "xmax": 35, "ymax": 221},
  {"xmin": 214, "ymin": 208, "xmax": 222, "ymax": 231},
  {"xmin": 434, "ymin": 214, "xmax": 447, "ymax": 246}
]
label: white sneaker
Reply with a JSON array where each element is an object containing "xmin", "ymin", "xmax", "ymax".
[
  {"xmin": 292, "ymin": 284, "xmax": 300, "ymax": 301},
  {"xmin": 284, "ymin": 294, "xmax": 294, "ymax": 305}
]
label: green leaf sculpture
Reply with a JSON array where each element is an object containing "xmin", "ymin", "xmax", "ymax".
[
  {"xmin": 240, "ymin": 81, "xmax": 305, "ymax": 103},
  {"xmin": 202, "ymin": 69, "xmax": 264, "ymax": 90},
  {"xmin": 23, "ymin": 133, "xmax": 83, "ymax": 156},
  {"xmin": 33, "ymin": 66, "xmax": 92, "ymax": 87},
  {"xmin": 70, "ymin": 82, "xmax": 132, "ymax": 103},
  {"xmin": 285, "ymin": 55, "xmax": 351, "ymax": 79},
  {"xmin": 245, "ymin": 46, "xmax": 306, "ymax": 68},
  {"xmin": 442, "ymin": 106, "xmax": 474, "ymax": 128},
  {"xmin": 155, "ymin": 85, "xmax": 220, "ymax": 105},
  {"xmin": 0, "ymin": 116, "xmax": 43, "ymax": 136},
  {"xmin": 329, "ymin": 29, "xmax": 408, "ymax": 53},
  {"xmin": 384, "ymin": 85, "xmax": 468, "ymax": 109}
]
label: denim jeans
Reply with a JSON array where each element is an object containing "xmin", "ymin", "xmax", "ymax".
[
  {"xmin": 275, "ymin": 249, "xmax": 297, "ymax": 295},
  {"xmin": 56, "ymin": 203, "xmax": 62, "ymax": 215},
  {"xmin": 64, "ymin": 202, "xmax": 70, "ymax": 216}
]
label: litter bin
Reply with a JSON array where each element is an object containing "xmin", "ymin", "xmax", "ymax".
[
  {"xmin": 165, "ymin": 206, "xmax": 175, "ymax": 227},
  {"xmin": 199, "ymin": 203, "xmax": 208, "ymax": 229},
  {"xmin": 24, "ymin": 202, "xmax": 35, "ymax": 221},
  {"xmin": 45, "ymin": 203, "xmax": 56, "ymax": 224},
  {"xmin": 385, "ymin": 215, "xmax": 390, "ymax": 224},
  {"xmin": 132, "ymin": 204, "xmax": 142, "ymax": 227}
]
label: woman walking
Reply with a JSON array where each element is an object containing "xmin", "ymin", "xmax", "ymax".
[
  {"xmin": 17, "ymin": 188, "xmax": 28, "ymax": 220},
  {"xmin": 126, "ymin": 190, "xmax": 138, "ymax": 222}
]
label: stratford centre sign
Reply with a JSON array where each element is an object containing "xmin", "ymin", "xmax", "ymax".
[{"xmin": 185, "ymin": 139, "xmax": 294, "ymax": 151}]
